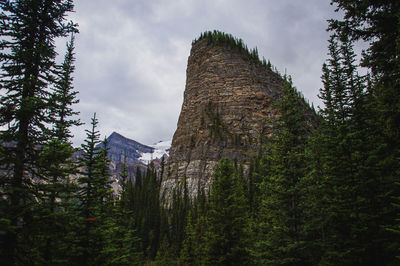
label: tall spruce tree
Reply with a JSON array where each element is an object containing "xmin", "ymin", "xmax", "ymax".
[
  {"xmin": 0, "ymin": 0, "xmax": 77, "ymax": 264},
  {"xmin": 115, "ymin": 151, "xmax": 143, "ymax": 264},
  {"xmin": 255, "ymin": 79, "xmax": 310, "ymax": 265},
  {"xmin": 312, "ymin": 21, "xmax": 399, "ymax": 264},
  {"xmin": 179, "ymin": 181, "xmax": 209, "ymax": 265},
  {"xmin": 329, "ymin": 0, "xmax": 400, "ymax": 147},
  {"xmin": 328, "ymin": 2, "xmax": 400, "ymax": 261},
  {"xmin": 204, "ymin": 158, "xmax": 250, "ymax": 265},
  {"xmin": 311, "ymin": 1, "xmax": 400, "ymax": 263},
  {"xmin": 130, "ymin": 164, "xmax": 162, "ymax": 260},
  {"xmin": 168, "ymin": 177, "xmax": 190, "ymax": 257},
  {"xmin": 100, "ymin": 151, "xmax": 144, "ymax": 265},
  {"xmin": 75, "ymin": 113, "xmax": 114, "ymax": 265},
  {"xmin": 313, "ymin": 33, "xmax": 362, "ymax": 264},
  {"xmin": 179, "ymin": 210, "xmax": 197, "ymax": 265},
  {"xmin": 35, "ymin": 34, "xmax": 81, "ymax": 264}
]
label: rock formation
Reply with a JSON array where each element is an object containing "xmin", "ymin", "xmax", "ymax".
[{"xmin": 161, "ymin": 32, "xmax": 286, "ymax": 198}]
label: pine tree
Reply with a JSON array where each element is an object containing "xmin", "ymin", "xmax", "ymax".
[
  {"xmin": 48, "ymin": 34, "xmax": 81, "ymax": 141},
  {"xmin": 312, "ymin": 26, "xmax": 398, "ymax": 264},
  {"xmin": 169, "ymin": 177, "xmax": 190, "ymax": 257},
  {"xmin": 95, "ymin": 137, "xmax": 113, "ymax": 205},
  {"xmin": 328, "ymin": 2, "xmax": 400, "ymax": 261},
  {"xmin": 130, "ymin": 164, "xmax": 162, "ymax": 260},
  {"xmin": 178, "ymin": 180, "xmax": 209, "ymax": 265},
  {"xmin": 248, "ymin": 150, "xmax": 273, "ymax": 263},
  {"xmin": 75, "ymin": 113, "xmax": 114, "ymax": 265},
  {"xmin": 310, "ymin": 33, "xmax": 363, "ymax": 264},
  {"xmin": 106, "ymin": 152, "xmax": 143, "ymax": 265},
  {"xmin": 329, "ymin": 0, "xmax": 400, "ymax": 146},
  {"xmin": 0, "ymin": 0, "xmax": 77, "ymax": 264},
  {"xmin": 179, "ymin": 210, "xmax": 197, "ymax": 265},
  {"xmin": 300, "ymin": 126, "xmax": 329, "ymax": 265},
  {"xmin": 154, "ymin": 235, "xmax": 176, "ymax": 265},
  {"xmin": 204, "ymin": 158, "xmax": 250, "ymax": 265},
  {"xmin": 119, "ymin": 150, "xmax": 130, "ymax": 198},
  {"xmin": 35, "ymin": 34, "xmax": 81, "ymax": 264},
  {"xmin": 78, "ymin": 113, "xmax": 102, "ymax": 217},
  {"xmin": 255, "ymin": 79, "xmax": 310, "ymax": 265}
]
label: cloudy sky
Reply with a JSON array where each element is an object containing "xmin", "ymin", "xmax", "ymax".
[{"xmin": 63, "ymin": 0, "xmax": 339, "ymax": 146}]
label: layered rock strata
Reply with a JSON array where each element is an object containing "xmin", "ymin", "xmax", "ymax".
[{"xmin": 161, "ymin": 38, "xmax": 285, "ymax": 198}]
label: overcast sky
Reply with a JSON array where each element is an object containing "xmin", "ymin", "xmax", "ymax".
[{"xmin": 63, "ymin": 0, "xmax": 339, "ymax": 147}]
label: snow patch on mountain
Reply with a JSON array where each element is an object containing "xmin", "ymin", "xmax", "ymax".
[{"xmin": 139, "ymin": 140, "xmax": 171, "ymax": 164}]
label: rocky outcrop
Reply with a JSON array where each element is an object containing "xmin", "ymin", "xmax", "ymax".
[{"xmin": 161, "ymin": 35, "xmax": 285, "ymax": 199}]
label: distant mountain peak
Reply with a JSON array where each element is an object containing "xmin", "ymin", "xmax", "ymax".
[
  {"xmin": 109, "ymin": 131, "xmax": 122, "ymax": 138},
  {"xmin": 74, "ymin": 131, "xmax": 171, "ymax": 194},
  {"xmin": 99, "ymin": 132, "xmax": 170, "ymax": 165},
  {"xmin": 107, "ymin": 132, "xmax": 152, "ymax": 149}
]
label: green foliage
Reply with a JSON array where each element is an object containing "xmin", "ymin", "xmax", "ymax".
[
  {"xmin": 110, "ymin": 164, "xmax": 143, "ymax": 265},
  {"xmin": 49, "ymin": 35, "xmax": 82, "ymax": 141},
  {"xmin": 154, "ymin": 235, "xmax": 177, "ymax": 265},
  {"xmin": 31, "ymin": 35, "xmax": 82, "ymax": 264},
  {"xmin": 169, "ymin": 178, "xmax": 191, "ymax": 257},
  {"xmin": 330, "ymin": 3, "xmax": 400, "ymax": 262},
  {"xmin": 204, "ymin": 158, "xmax": 251, "ymax": 265},
  {"xmin": 179, "ymin": 211, "xmax": 197, "ymax": 265},
  {"xmin": 252, "ymin": 80, "xmax": 310, "ymax": 266},
  {"xmin": 129, "ymin": 165, "xmax": 163, "ymax": 260},
  {"xmin": 193, "ymin": 30, "xmax": 275, "ymax": 72},
  {"xmin": 78, "ymin": 114, "xmax": 112, "ymax": 217},
  {"xmin": 306, "ymin": 2, "xmax": 400, "ymax": 263},
  {"xmin": 0, "ymin": 0, "xmax": 78, "ymax": 264},
  {"xmin": 72, "ymin": 114, "xmax": 116, "ymax": 265}
]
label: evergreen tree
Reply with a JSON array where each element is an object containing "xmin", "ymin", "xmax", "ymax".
[
  {"xmin": 313, "ymin": 24, "xmax": 398, "ymax": 264},
  {"xmin": 75, "ymin": 113, "xmax": 114, "ymax": 265},
  {"xmin": 107, "ymin": 152, "xmax": 143, "ymax": 265},
  {"xmin": 35, "ymin": 34, "xmax": 81, "ymax": 264},
  {"xmin": 154, "ymin": 235, "xmax": 176, "ymax": 265},
  {"xmin": 0, "ymin": 0, "xmax": 77, "ymax": 264},
  {"xmin": 255, "ymin": 79, "xmax": 310, "ymax": 265},
  {"xmin": 309, "ymin": 33, "xmax": 364, "ymax": 264},
  {"xmin": 204, "ymin": 158, "xmax": 250, "ymax": 265},
  {"xmin": 328, "ymin": 2, "xmax": 400, "ymax": 261},
  {"xmin": 96, "ymin": 137, "xmax": 113, "ymax": 205},
  {"xmin": 329, "ymin": 0, "xmax": 400, "ymax": 146},
  {"xmin": 169, "ymin": 177, "xmax": 190, "ymax": 257},
  {"xmin": 130, "ymin": 164, "xmax": 162, "ymax": 260},
  {"xmin": 182, "ymin": 181, "xmax": 209, "ymax": 264},
  {"xmin": 118, "ymin": 150, "xmax": 130, "ymax": 201},
  {"xmin": 180, "ymin": 210, "xmax": 197, "ymax": 265}
]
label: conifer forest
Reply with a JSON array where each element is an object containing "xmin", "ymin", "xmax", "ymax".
[{"xmin": 1, "ymin": 0, "xmax": 400, "ymax": 265}]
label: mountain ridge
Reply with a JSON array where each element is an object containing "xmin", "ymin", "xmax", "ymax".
[{"xmin": 100, "ymin": 131, "xmax": 155, "ymax": 164}]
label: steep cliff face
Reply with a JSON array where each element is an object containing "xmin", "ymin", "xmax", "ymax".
[{"xmin": 161, "ymin": 36, "xmax": 285, "ymax": 198}]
